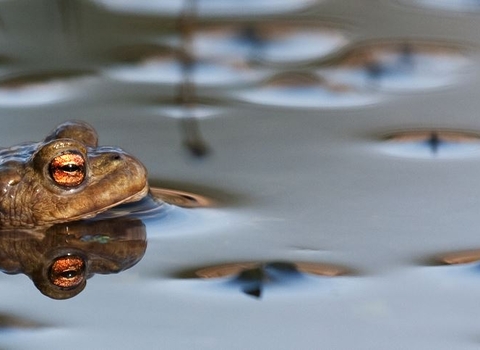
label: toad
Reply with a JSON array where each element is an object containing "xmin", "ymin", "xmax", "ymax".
[{"xmin": 0, "ymin": 121, "xmax": 148, "ymax": 228}]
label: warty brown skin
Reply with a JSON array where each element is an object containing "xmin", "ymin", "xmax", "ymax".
[{"xmin": 0, "ymin": 121, "xmax": 148, "ymax": 228}]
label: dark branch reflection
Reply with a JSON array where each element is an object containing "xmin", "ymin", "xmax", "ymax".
[
  {"xmin": 176, "ymin": 0, "xmax": 210, "ymax": 158},
  {"xmin": 0, "ymin": 217, "xmax": 146, "ymax": 300}
]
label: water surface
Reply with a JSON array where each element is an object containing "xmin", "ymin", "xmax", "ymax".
[{"xmin": 0, "ymin": 0, "xmax": 480, "ymax": 349}]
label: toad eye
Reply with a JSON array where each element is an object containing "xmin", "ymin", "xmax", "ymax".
[
  {"xmin": 49, "ymin": 152, "xmax": 86, "ymax": 187},
  {"xmin": 49, "ymin": 256, "xmax": 85, "ymax": 289}
]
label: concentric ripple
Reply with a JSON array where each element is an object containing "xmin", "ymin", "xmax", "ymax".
[
  {"xmin": 150, "ymin": 187, "xmax": 216, "ymax": 208},
  {"xmin": 320, "ymin": 40, "xmax": 471, "ymax": 92}
]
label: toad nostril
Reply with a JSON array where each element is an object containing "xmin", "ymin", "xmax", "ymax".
[{"xmin": 111, "ymin": 154, "xmax": 122, "ymax": 161}]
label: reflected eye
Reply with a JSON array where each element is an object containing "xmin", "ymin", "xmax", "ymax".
[
  {"xmin": 49, "ymin": 256, "xmax": 85, "ymax": 289},
  {"xmin": 49, "ymin": 152, "xmax": 85, "ymax": 187}
]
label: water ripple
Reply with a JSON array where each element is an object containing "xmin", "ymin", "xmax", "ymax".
[
  {"xmin": 378, "ymin": 130, "xmax": 480, "ymax": 159},
  {"xmin": 0, "ymin": 70, "xmax": 98, "ymax": 107},
  {"xmin": 90, "ymin": 0, "xmax": 322, "ymax": 17},
  {"xmin": 104, "ymin": 53, "xmax": 268, "ymax": 86},
  {"xmin": 166, "ymin": 21, "xmax": 351, "ymax": 66},
  {"xmin": 233, "ymin": 71, "xmax": 381, "ymax": 108},
  {"xmin": 320, "ymin": 40, "xmax": 471, "ymax": 92},
  {"xmin": 173, "ymin": 261, "xmax": 355, "ymax": 299}
]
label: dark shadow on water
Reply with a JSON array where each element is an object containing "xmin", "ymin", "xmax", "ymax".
[
  {"xmin": 232, "ymin": 262, "xmax": 304, "ymax": 298},
  {"xmin": 0, "ymin": 312, "xmax": 47, "ymax": 331}
]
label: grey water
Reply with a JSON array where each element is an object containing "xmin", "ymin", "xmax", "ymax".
[{"xmin": 1, "ymin": 0, "xmax": 480, "ymax": 349}]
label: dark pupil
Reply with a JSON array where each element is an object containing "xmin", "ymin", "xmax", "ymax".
[
  {"xmin": 61, "ymin": 270, "xmax": 78, "ymax": 279},
  {"xmin": 61, "ymin": 164, "xmax": 81, "ymax": 172}
]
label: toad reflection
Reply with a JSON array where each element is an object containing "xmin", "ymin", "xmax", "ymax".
[{"xmin": 0, "ymin": 217, "xmax": 146, "ymax": 299}]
